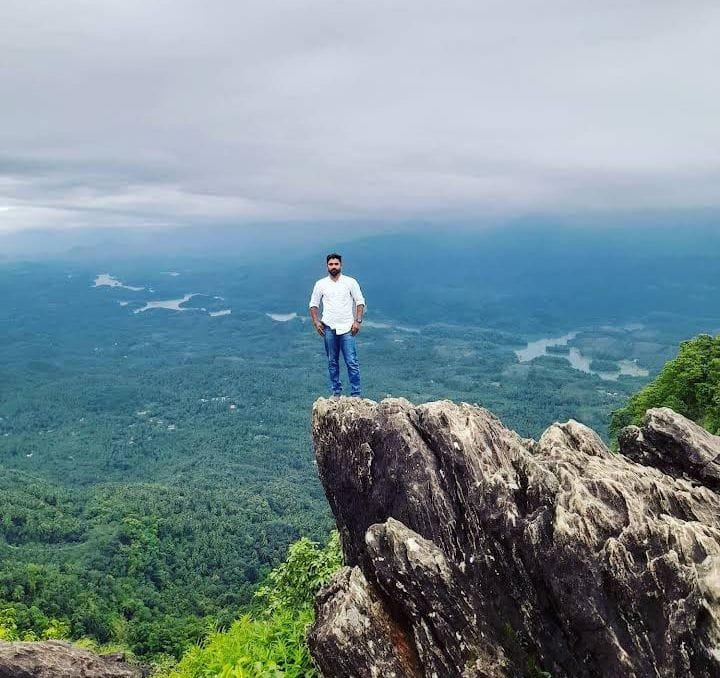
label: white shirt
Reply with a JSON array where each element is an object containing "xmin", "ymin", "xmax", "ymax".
[{"xmin": 309, "ymin": 274, "xmax": 365, "ymax": 335}]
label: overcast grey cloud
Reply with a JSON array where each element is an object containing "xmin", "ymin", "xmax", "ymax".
[{"xmin": 1, "ymin": 0, "xmax": 719, "ymax": 232}]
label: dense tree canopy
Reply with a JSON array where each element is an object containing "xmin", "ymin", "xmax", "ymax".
[
  {"xmin": 610, "ymin": 334, "xmax": 720, "ymax": 438},
  {"xmin": 166, "ymin": 533, "xmax": 342, "ymax": 677}
]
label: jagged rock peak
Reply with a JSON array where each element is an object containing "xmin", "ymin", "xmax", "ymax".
[
  {"xmin": 310, "ymin": 396, "xmax": 720, "ymax": 678},
  {"xmin": 0, "ymin": 640, "xmax": 147, "ymax": 677}
]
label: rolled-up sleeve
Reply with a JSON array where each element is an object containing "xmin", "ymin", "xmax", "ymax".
[
  {"xmin": 350, "ymin": 279, "xmax": 365, "ymax": 307},
  {"xmin": 309, "ymin": 282, "xmax": 322, "ymax": 308}
]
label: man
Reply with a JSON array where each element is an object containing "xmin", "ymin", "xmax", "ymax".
[{"xmin": 309, "ymin": 253, "xmax": 365, "ymax": 397}]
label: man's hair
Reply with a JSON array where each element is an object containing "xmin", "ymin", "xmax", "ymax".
[{"xmin": 326, "ymin": 253, "xmax": 342, "ymax": 263}]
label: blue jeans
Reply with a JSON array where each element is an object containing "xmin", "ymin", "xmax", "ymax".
[{"xmin": 323, "ymin": 325, "xmax": 361, "ymax": 396}]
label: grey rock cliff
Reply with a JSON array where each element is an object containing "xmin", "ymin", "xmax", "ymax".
[
  {"xmin": 0, "ymin": 640, "xmax": 147, "ymax": 678},
  {"xmin": 309, "ymin": 397, "xmax": 720, "ymax": 677},
  {"xmin": 619, "ymin": 406, "xmax": 720, "ymax": 490}
]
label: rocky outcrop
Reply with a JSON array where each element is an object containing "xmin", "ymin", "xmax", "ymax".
[
  {"xmin": 309, "ymin": 565, "xmax": 422, "ymax": 677},
  {"xmin": 619, "ymin": 407, "xmax": 720, "ymax": 490},
  {"xmin": 0, "ymin": 640, "xmax": 147, "ymax": 678},
  {"xmin": 309, "ymin": 397, "xmax": 720, "ymax": 677}
]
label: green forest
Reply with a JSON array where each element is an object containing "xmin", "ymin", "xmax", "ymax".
[
  {"xmin": 610, "ymin": 334, "xmax": 720, "ymax": 437},
  {"xmin": 2, "ymin": 229, "xmax": 720, "ymax": 673}
]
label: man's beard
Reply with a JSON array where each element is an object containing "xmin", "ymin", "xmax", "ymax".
[{"xmin": 329, "ymin": 269, "xmax": 341, "ymax": 278}]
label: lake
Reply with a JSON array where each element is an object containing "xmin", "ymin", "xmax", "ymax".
[{"xmin": 515, "ymin": 332, "xmax": 649, "ymax": 381}]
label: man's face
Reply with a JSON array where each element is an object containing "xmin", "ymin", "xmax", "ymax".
[{"xmin": 327, "ymin": 258, "xmax": 342, "ymax": 277}]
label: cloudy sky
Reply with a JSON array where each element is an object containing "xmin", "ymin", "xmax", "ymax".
[{"xmin": 1, "ymin": 0, "xmax": 719, "ymax": 233}]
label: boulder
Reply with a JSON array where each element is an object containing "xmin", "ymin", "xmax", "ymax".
[
  {"xmin": 0, "ymin": 640, "xmax": 146, "ymax": 678},
  {"xmin": 619, "ymin": 406, "xmax": 720, "ymax": 490}
]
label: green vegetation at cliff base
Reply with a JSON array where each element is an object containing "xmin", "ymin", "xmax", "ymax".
[
  {"xmin": 165, "ymin": 532, "xmax": 341, "ymax": 678},
  {"xmin": 610, "ymin": 334, "xmax": 720, "ymax": 438}
]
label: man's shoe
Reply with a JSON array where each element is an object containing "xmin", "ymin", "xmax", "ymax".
[{"xmin": 331, "ymin": 393, "xmax": 342, "ymax": 400}]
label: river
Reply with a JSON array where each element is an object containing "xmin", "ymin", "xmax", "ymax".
[{"xmin": 515, "ymin": 332, "xmax": 649, "ymax": 381}]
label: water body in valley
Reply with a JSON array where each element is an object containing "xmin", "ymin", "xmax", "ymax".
[
  {"xmin": 515, "ymin": 332, "xmax": 649, "ymax": 381},
  {"xmin": 134, "ymin": 293, "xmax": 200, "ymax": 313},
  {"xmin": 93, "ymin": 273, "xmax": 144, "ymax": 291},
  {"xmin": 267, "ymin": 312, "xmax": 298, "ymax": 322},
  {"xmin": 515, "ymin": 333, "xmax": 578, "ymax": 362}
]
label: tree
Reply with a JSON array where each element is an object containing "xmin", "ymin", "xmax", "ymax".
[{"xmin": 610, "ymin": 334, "xmax": 720, "ymax": 439}]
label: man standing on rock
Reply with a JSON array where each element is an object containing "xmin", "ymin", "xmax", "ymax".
[{"xmin": 309, "ymin": 253, "xmax": 365, "ymax": 397}]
